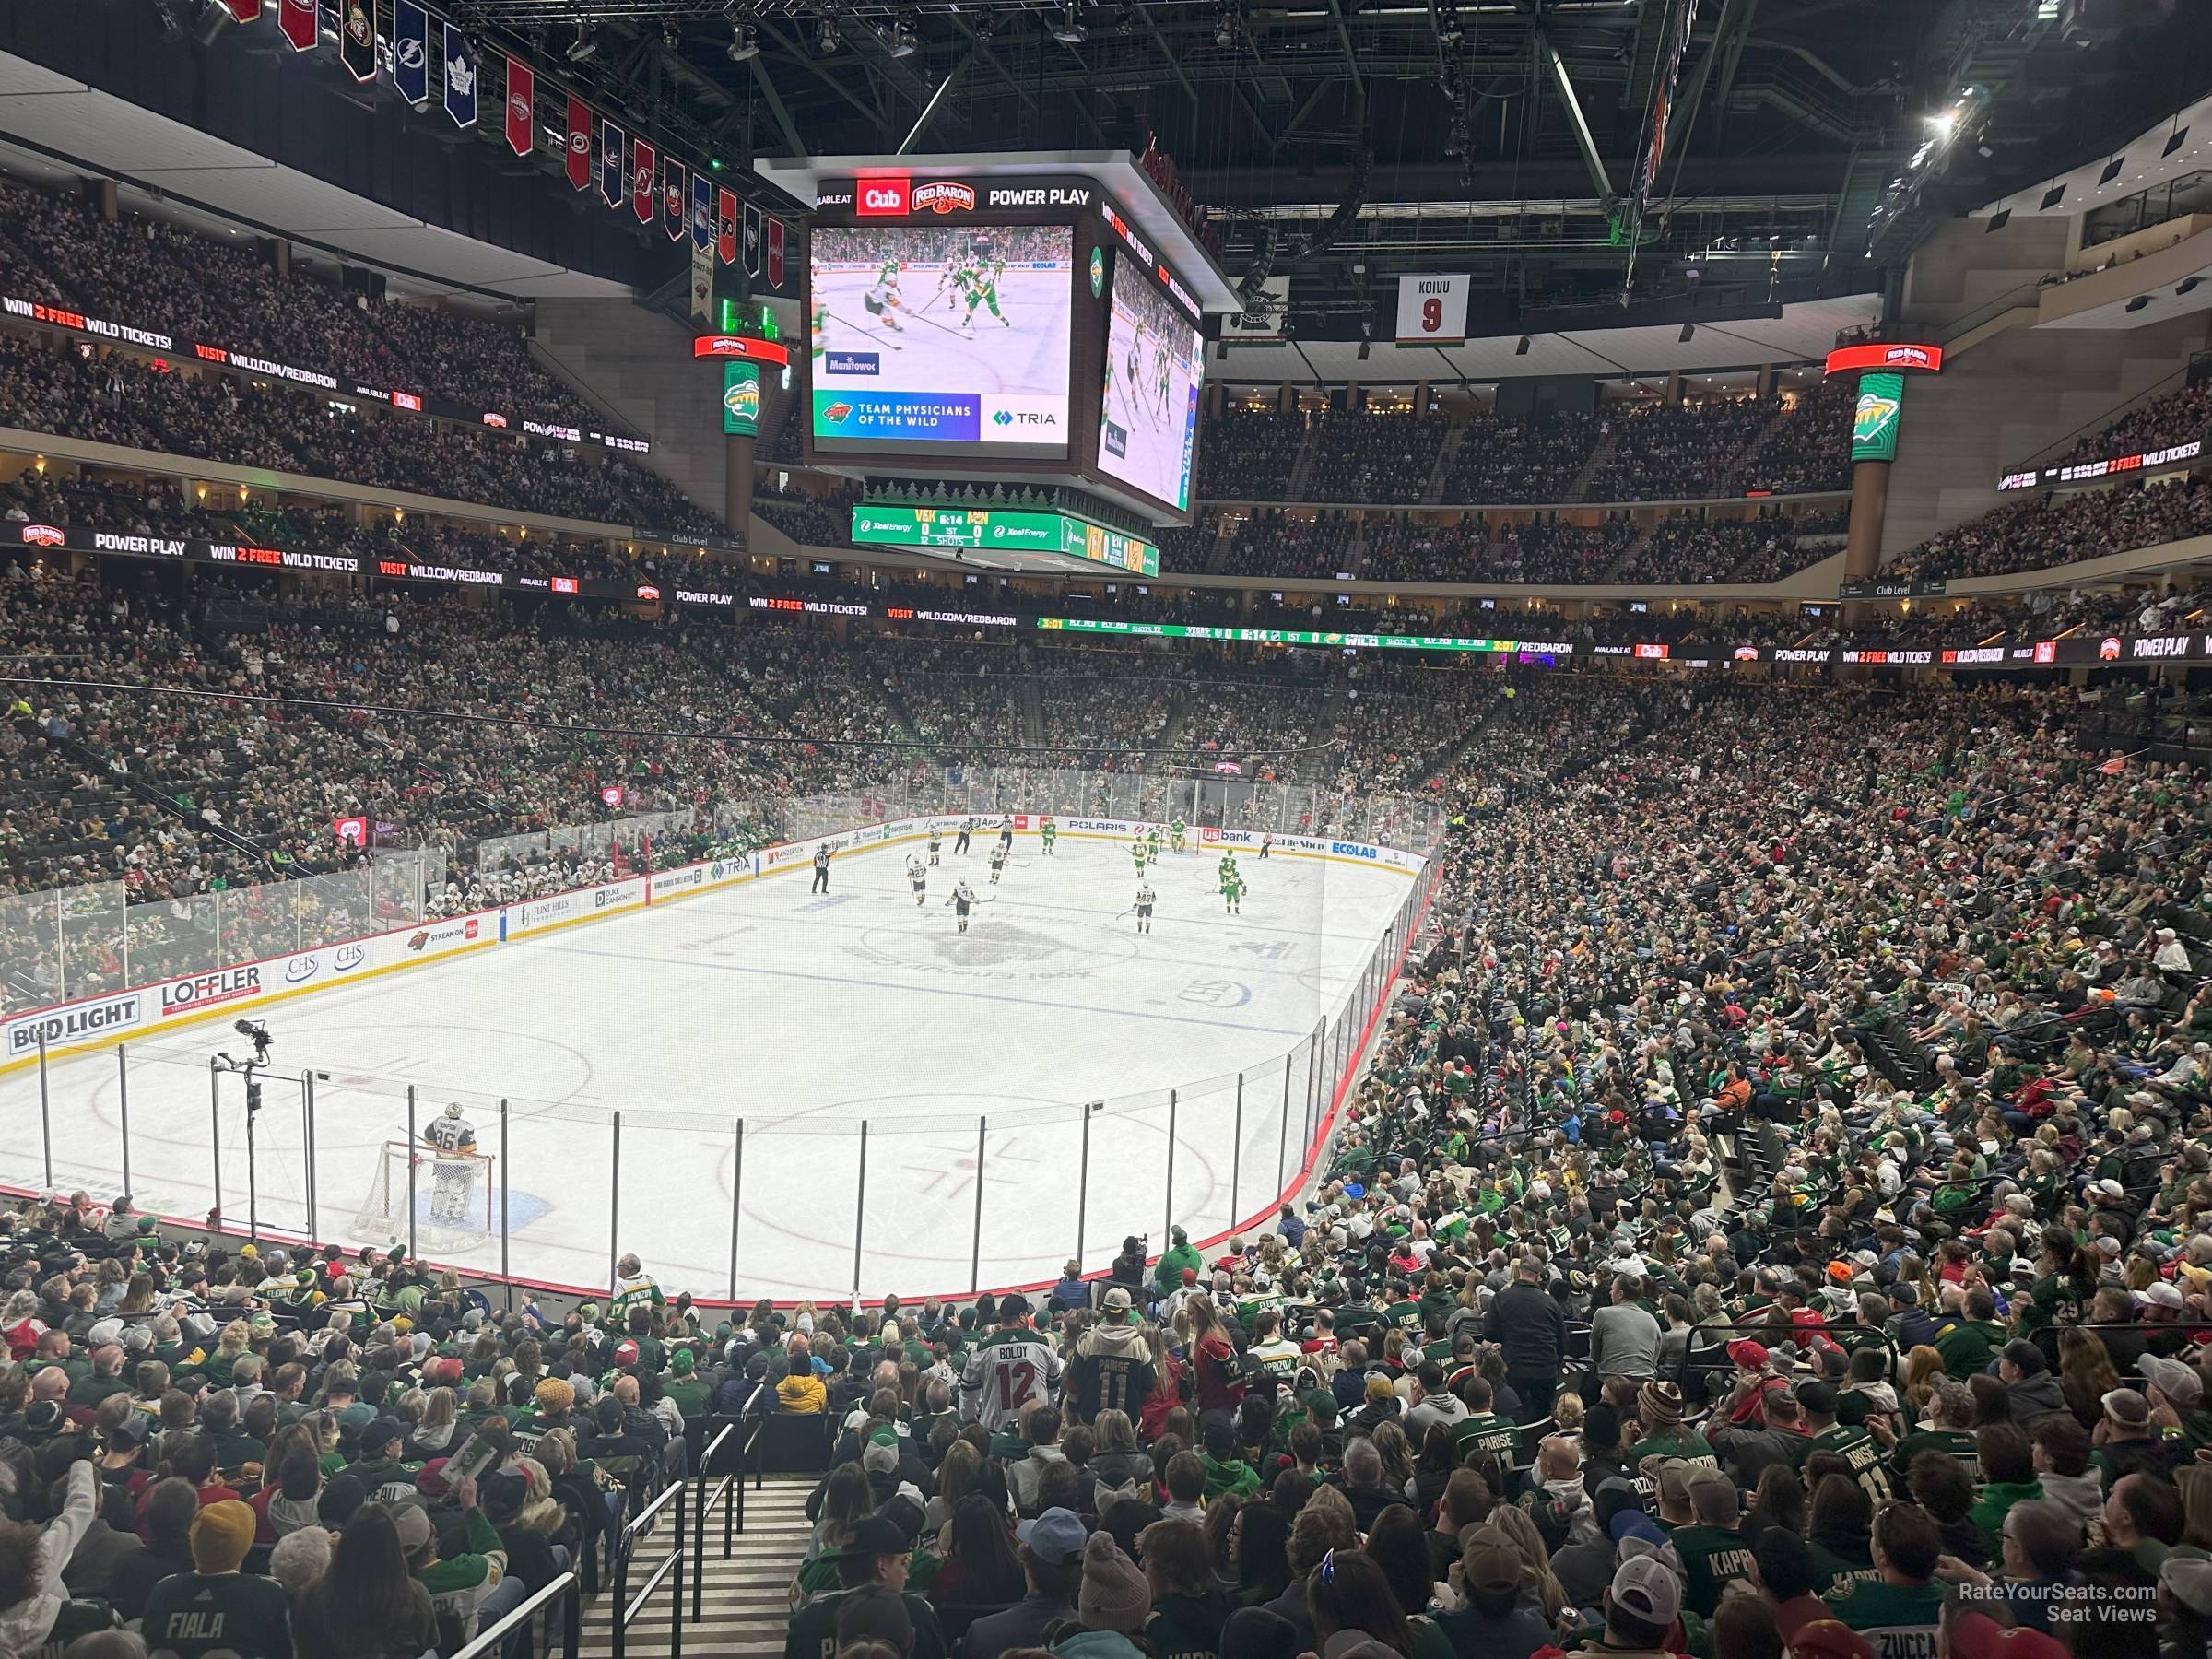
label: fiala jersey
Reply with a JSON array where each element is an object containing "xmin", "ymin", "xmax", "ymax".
[{"xmin": 959, "ymin": 1328, "xmax": 1063, "ymax": 1430}]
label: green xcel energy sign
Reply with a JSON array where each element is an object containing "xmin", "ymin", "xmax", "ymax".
[
  {"xmin": 1852, "ymin": 371, "xmax": 1904, "ymax": 463},
  {"xmin": 851, "ymin": 504, "xmax": 1159, "ymax": 579}
]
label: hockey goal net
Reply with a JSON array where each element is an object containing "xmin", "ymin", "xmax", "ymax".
[{"xmin": 350, "ymin": 1139, "xmax": 495, "ymax": 1254}]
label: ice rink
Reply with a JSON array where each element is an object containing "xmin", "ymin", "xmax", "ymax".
[
  {"xmin": 812, "ymin": 265, "xmax": 1073, "ymax": 404},
  {"xmin": 5, "ymin": 834, "xmax": 1418, "ymax": 1300}
]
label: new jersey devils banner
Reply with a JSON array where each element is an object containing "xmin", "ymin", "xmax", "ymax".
[
  {"xmin": 599, "ymin": 119, "xmax": 625, "ymax": 208},
  {"xmin": 390, "ymin": 0, "xmax": 429, "ymax": 106},
  {"xmin": 765, "ymin": 215, "xmax": 785, "ymax": 288},
  {"xmin": 564, "ymin": 96, "xmax": 592, "ymax": 190},
  {"xmin": 277, "ymin": 0, "xmax": 314, "ymax": 49},
  {"xmin": 443, "ymin": 23, "xmax": 477, "ymax": 127},
  {"xmin": 504, "ymin": 56, "xmax": 535, "ymax": 156},
  {"xmin": 339, "ymin": 0, "xmax": 376, "ymax": 80},
  {"xmin": 717, "ymin": 187, "xmax": 738, "ymax": 265},
  {"xmin": 630, "ymin": 138, "xmax": 656, "ymax": 224},
  {"xmin": 663, "ymin": 158, "xmax": 687, "ymax": 242}
]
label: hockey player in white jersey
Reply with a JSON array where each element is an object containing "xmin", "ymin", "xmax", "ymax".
[
  {"xmin": 423, "ymin": 1101, "xmax": 478, "ymax": 1225},
  {"xmin": 958, "ymin": 1293, "xmax": 1063, "ymax": 1431}
]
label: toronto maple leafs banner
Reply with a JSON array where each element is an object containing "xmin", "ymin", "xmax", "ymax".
[
  {"xmin": 390, "ymin": 0, "xmax": 429, "ymax": 107},
  {"xmin": 599, "ymin": 119, "xmax": 625, "ymax": 209},
  {"xmin": 339, "ymin": 0, "xmax": 376, "ymax": 81},
  {"xmin": 442, "ymin": 22, "xmax": 476, "ymax": 128}
]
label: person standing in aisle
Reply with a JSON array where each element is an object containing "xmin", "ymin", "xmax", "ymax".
[{"xmin": 811, "ymin": 845, "xmax": 830, "ymax": 894}]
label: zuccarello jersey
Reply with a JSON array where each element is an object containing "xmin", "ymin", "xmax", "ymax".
[{"xmin": 1823, "ymin": 1580, "xmax": 1944, "ymax": 1659}]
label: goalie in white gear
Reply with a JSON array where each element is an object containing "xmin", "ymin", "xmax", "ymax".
[{"xmin": 423, "ymin": 1101, "xmax": 478, "ymax": 1225}]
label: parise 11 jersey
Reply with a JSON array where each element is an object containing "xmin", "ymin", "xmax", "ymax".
[{"xmin": 959, "ymin": 1328, "xmax": 1064, "ymax": 1430}]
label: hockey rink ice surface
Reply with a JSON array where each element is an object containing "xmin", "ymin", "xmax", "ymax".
[
  {"xmin": 7, "ymin": 838, "xmax": 1414, "ymax": 1300},
  {"xmin": 812, "ymin": 266, "xmax": 1074, "ymax": 406}
]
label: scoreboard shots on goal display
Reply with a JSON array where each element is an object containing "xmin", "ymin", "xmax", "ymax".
[{"xmin": 803, "ymin": 170, "xmax": 1209, "ymax": 520}]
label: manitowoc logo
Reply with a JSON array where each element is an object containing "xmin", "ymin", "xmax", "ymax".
[{"xmin": 912, "ymin": 182, "xmax": 976, "ymax": 214}]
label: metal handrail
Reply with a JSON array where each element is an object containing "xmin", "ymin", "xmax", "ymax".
[
  {"xmin": 612, "ymin": 1472, "xmax": 690, "ymax": 1659},
  {"xmin": 451, "ymin": 1570, "xmax": 580, "ymax": 1659},
  {"xmin": 689, "ymin": 1418, "xmax": 759, "ymax": 1620}
]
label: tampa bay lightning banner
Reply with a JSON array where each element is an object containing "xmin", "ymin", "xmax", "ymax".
[
  {"xmin": 390, "ymin": 0, "xmax": 429, "ymax": 108},
  {"xmin": 442, "ymin": 21, "xmax": 477, "ymax": 128},
  {"xmin": 690, "ymin": 173, "xmax": 713, "ymax": 252}
]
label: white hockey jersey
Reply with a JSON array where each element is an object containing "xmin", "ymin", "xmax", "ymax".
[{"xmin": 959, "ymin": 1329, "xmax": 1064, "ymax": 1430}]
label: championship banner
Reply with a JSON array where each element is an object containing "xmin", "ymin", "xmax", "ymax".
[
  {"xmin": 390, "ymin": 0, "xmax": 429, "ymax": 107},
  {"xmin": 1852, "ymin": 371, "xmax": 1906, "ymax": 463},
  {"xmin": 1394, "ymin": 273, "xmax": 1470, "ymax": 343},
  {"xmin": 631, "ymin": 139, "xmax": 656, "ymax": 224},
  {"xmin": 717, "ymin": 187, "xmax": 738, "ymax": 265},
  {"xmin": 442, "ymin": 23, "xmax": 477, "ymax": 128},
  {"xmin": 277, "ymin": 0, "xmax": 315, "ymax": 49},
  {"xmin": 339, "ymin": 0, "xmax": 377, "ymax": 81},
  {"xmin": 599, "ymin": 119, "xmax": 624, "ymax": 209},
  {"xmin": 503, "ymin": 56, "xmax": 535, "ymax": 157},
  {"xmin": 765, "ymin": 216, "xmax": 785, "ymax": 288},
  {"xmin": 220, "ymin": 0, "xmax": 263, "ymax": 21},
  {"xmin": 663, "ymin": 157, "xmax": 688, "ymax": 243},
  {"xmin": 564, "ymin": 95, "xmax": 591, "ymax": 190},
  {"xmin": 742, "ymin": 204, "xmax": 762, "ymax": 276}
]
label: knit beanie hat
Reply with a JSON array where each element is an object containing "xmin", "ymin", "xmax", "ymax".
[
  {"xmin": 1639, "ymin": 1380, "xmax": 1684, "ymax": 1426},
  {"xmin": 189, "ymin": 1500, "xmax": 257, "ymax": 1573},
  {"xmin": 1078, "ymin": 1532, "xmax": 1152, "ymax": 1632},
  {"xmin": 535, "ymin": 1377, "xmax": 575, "ymax": 1413}
]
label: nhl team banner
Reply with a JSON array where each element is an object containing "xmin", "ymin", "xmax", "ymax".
[
  {"xmin": 599, "ymin": 119, "xmax": 625, "ymax": 208},
  {"xmin": 503, "ymin": 56, "xmax": 535, "ymax": 157},
  {"xmin": 690, "ymin": 174, "xmax": 714, "ymax": 253},
  {"xmin": 630, "ymin": 138, "xmax": 657, "ymax": 224},
  {"xmin": 663, "ymin": 157, "xmax": 687, "ymax": 243},
  {"xmin": 717, "ymin": 187, "xmax": 738, "ymax": 265},
  {"xmin": 564, "ymin": 96, "xmax": 592, "ymax": 191},
  {"xmin": 220, "ymin": 0, "xmax": 263, "ymax": 21},
  {"xmin": 278, "ymin": 0, "xmax": 315, "ymax": 49},
  {"xmin": 340, "ymin": 0, "xmax": 377, "ymax": 81},
  {"xmin": 742, "ymin": 204, "xmax": 761, "ymax": 276},
  {"xmin": 390, "ymin": 0, "xmax": 429, "ymax": 107},
  {"xmin": 442, "ymin": 23, "xmax": 477, "ymax": 128},
  {"xmin": 765, "ymin": 215, "xmax": 785, "ymax": 288}
]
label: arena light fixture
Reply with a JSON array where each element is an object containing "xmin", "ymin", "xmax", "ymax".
[
  {"xmin": 727, "ymin": 23, "xmax": 760, "ymax": 59},
  {"xmin": 818, "ymin": 16, "xmax": 840, "ymax": 53},
  {"xmin": 1052, "ymin": 9, "xmax": 1087, "ymax": 42},
  {"xmin": 567, "ymin": 24, "xmax": 599, "ymax": 62}
]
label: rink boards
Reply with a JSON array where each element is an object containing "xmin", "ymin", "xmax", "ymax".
[{"xmin": 0, "ymin": 817, "xmax": 1423, "ymax": 1074}]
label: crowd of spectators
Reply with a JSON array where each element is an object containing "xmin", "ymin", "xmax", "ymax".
[
  {"xmin": 1738, "ymin": 381, "xmax": 1855, "ymax": 497},
  {"xmin": 1611, "ymin": 517, "xmax": 1833, "ymax": 587},
  {"xmin": 1301, "ymin": 411, "xmax": 1452, "ymax": 506},
  {"xmin": 0, "ymin": 178, "xmax": 616, "ymax": 433},
  {"xmin": 1579, "ymin": 398, "xmax": 1775, "ymax": 504},
  {"xmin": 1444, "ymin": 412, "xmax": 1599, "ymax": 507},
  {"xmin": 1196, "ymin": 409, "xmax": 1310, "ymax": 503},
  {"xmin": 1895, "ymin": 477, "xmax": 2212, "ymax": 583},
  {"xmin": 2058, "ymin": 382, "xmax": 2212, "ymax": 469},
  {"xmin": 0, "ymin": 334, "xmax": 714, "ymax": 536},
  {"xmin": 1211, "ymin": 512, "xmax": 1361, "ymax": 581}
]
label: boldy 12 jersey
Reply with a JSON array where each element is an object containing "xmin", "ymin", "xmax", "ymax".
[{"xmin": 959, "ymin": 1329, "xmax": 1064, "ymax": 1430}]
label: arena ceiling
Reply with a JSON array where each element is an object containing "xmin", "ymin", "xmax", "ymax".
[{"xmin": 425, "ymin": 0, "xmax": 2208, "ymax": 325}]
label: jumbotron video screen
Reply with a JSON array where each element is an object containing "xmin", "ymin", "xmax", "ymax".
[
  {"xmin": 808, "ymin": 224, "xmax": 1075, "ymax": 458},
  {"xmin": 1096, "ymin": 254, "xmax": 1206, "ymax": 513}
]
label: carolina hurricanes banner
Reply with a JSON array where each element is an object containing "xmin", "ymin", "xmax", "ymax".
[
  {"xmin": 663, "ymin": 157, "xmax": 687, "ymax": 243},
  {"xmin": 339, "ymin": 0, "xmax": 376, "ymax": 80},
  {"xmin": 599, "ymin": 119, "xmax": 624, "ymax": 208},
  {"xmin": 631, "ymin": 138, "xmax": 656, "ymax": 225},
  {"xmin": 504, "ymin": 57, "xmax": 535, "ymax": 156},
  {"xmin": 443, "ymin": 23, "xmax": 477, "ymax": 128},
  {"xmin": 221, "ymin": 0, "xmax": 263, "ymax": 20},
  {"xmin": 390, "ymin": 0, "xmax": 429, "ymax": 106},
  {"xmin": 742, "ymin": 204, "xmax": 761, "ymax": 276},
  {"xmin": 564, "ymin": 96, "xmax": 592, "ymax": 190},
  {"xmin": 277, "ymin": 0, "xmax": 314, "ymax": 49},
  {"xmin": 717, "ymin": 187, "xmax": 738, "ymax": 265},
  {"xmin": 765, "ymin": 216, "xmax": 785, "ymax": 288}
]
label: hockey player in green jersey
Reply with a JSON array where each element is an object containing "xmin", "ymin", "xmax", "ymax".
[
  {"xmin": 1170, "ymin": 818, "xmax": 1186, "ymax": 853},
  {"xmin": 1132, "ymin": 835, "xmax": 1150, "ymax": 877},
  {"xmin": 1040, "ymin": 818, "xmax": 1057, "ymax": 855},
  {"xmin": 1145, "ymin": 824, "xmax": 1163, "ymax": 860},
  {"xmin": 959, "ymin": 263, "xmax": 1010, "ymax": 335},
  {"xmin": 1221, "ymin": 867, "xmax": 1245, "ymax": 915}
]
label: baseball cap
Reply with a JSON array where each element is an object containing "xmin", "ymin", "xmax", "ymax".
[
  {"xmin": 362, "ymin": 1416, "xmax": 404, "ymax": 1453},
  {"xmin": 2140, "ymin": 1355, "xmax": 2205, "ymax": 1406},
  {"xmin": 847, "ymin": 1515, "xmax": 907, "ymax": 1559},
  {"xmin": 1608, "ymin": 1553, "xmax": 1682, "ymax": 1628},
  {"xmin": 1654, "ymin": 1459, "xmax": 1698, "ymax": 1509},
  {"xmin": 1463, "ymin": 1538, "xmax": 1522, "ymax": 1595},
  {"xmin": 1947, "ymin": 1613, "xmax": 2069, "ymax": 1659},
  {"xmin": 1102, "ymin": 1288, "xmax": 1133, "ymax": 1313},
  {"xmin": 1726, "ymin": 1338, "xmax": 1769, "ymax": 1371},
  {"xmin": 1017, "ymin": 1507, "xmax": 1089, "ymax": 1566},
  {"xmin": 2101, "ymin": 1388, "xmax": 2151, "ymax": 1429},
  {"xmin": 390, "ymin": 1501, "xmax": 435, "ymax": 1555}
]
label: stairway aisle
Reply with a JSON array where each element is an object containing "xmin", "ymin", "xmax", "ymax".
[{"xmin": 578, "ymin": 1475, "xmax": 818, "ymax": 1659}]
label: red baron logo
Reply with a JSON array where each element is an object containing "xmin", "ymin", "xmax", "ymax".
[
  {"xmin": 912, "ymin": 182, "xmax": 976, "ymax": 214},
  {"xmin": 482, "ymin": 412, "xmax": 508, "ymax": 428},
  {"xmin": 691, "ymin": 335, "xmax": 792, "ymax": 365},
  {"xmin": 635, "ymin": 584, "xmax": 661, "ymax": 600},
  {"xmin": 19, "ymin": 524, "xmax": 64, "ymax": 547},
  {"xmin": 2100, "ymin": 637, "xmax": 2122, "ymax": 661},
  {"xmin": 855, "ymin": 177, "xmax": 910, "ymax": 216},
  {"xmin": 1884, "ymin": 346, "xmax": 1932, "ymax": 367}
]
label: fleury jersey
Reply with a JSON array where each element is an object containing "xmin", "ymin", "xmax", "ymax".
[
  {"xmin": 960, "ymin": 1328, "xmax": 1064, "ymax": 1430},
  {"xmin": 425, "ymin": 1116, "xmax": 477, "ymax": 1157}
]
